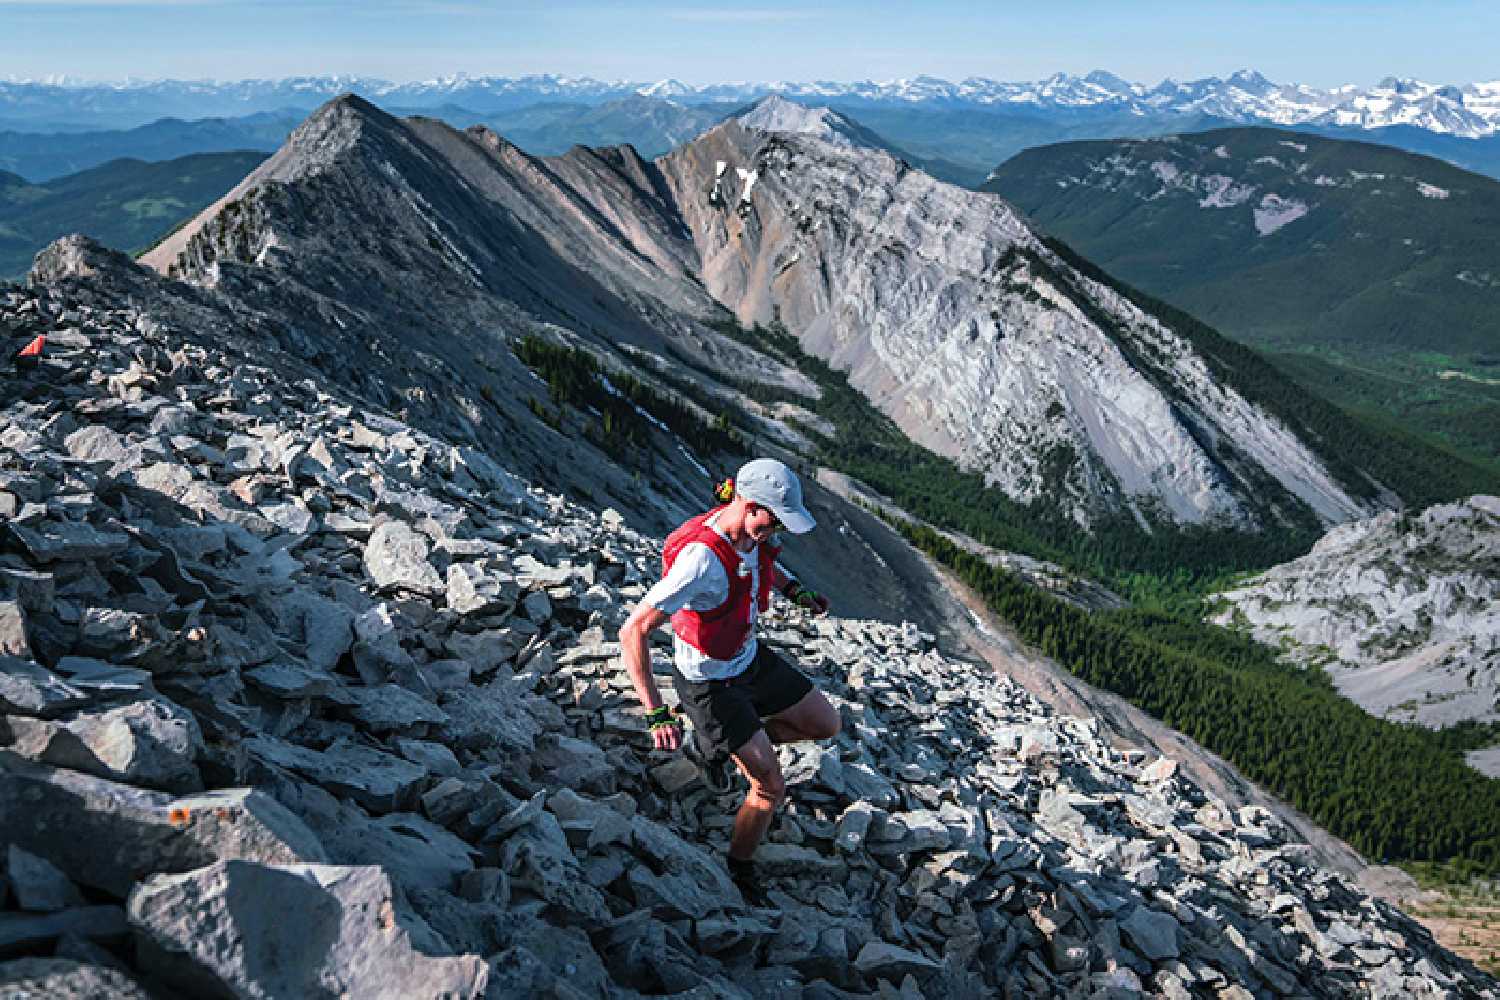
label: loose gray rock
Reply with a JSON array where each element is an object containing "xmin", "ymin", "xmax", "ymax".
[
  {"xmin": 0, "ymin": 601, "xmax": 31, "ymax": 658},
  {"xmin": 363, "ymin": 521, "xmax": 445, "ymax": 596},
  {"xmin": 1121, "ymin": 904, "xmax": 1181, "ymax": 961},
  {"xmin": 0, "ymin": 957, "xmax": 152, "ymax": 1000},
  {"xmin": 243, "ymin": 735, "xmax": 427, "ymax": 814},
  {"xmin": 854, "ymin": 941, "xmax": 940, "ymax": 980},
  {"xmin": 445, "ymin": 562, "xmax": 516, "ymax": 616},
  {"xmin": 0, "ymin": 656, "xmax": 92, "ymax": 718},
  {"xmin": 393, "ymin": 737, "xmax": 461, "ymax": 777},
  {"xmin": 6, "ymin": 845, "xmax": 86, "ymax": 912},
  {"xmin": 127, "ymin": 861, "xmax": 488, "ymax": 999},
  {"xmin": 344, "ymin": 683, "xmax": 448, "ymax": 733}
]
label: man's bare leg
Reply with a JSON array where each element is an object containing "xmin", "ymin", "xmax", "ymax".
[
  {"xmin": 762, "ymin": 688, "xmax": 841, "ymax": 745},
  {"xmin": 727, "ymin": 730, "xmax": 786, "ymax": 861}
]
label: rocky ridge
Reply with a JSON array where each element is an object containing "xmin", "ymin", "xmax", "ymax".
[
  {"xmin": 2, "ymin": 248, "xmax": 1496, "ymax": 996},
  {"xmin": 1212, "ymin": 497, "xmax": 1500, "ymax": 737},
  {"xmin": 136, "ymin": 95, "xmax": 1389, "ymax": 534}
]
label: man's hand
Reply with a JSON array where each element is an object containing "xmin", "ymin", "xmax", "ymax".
[
  {"xmin": 785, "ymin": 581, "xmax": 831, "ymax": 616},
  {"xmin": 646, "ymin": 706, "xmax": 683, "ymax": 751}
]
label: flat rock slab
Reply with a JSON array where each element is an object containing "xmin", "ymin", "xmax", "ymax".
[
  {"xmin": 0, "ymin": 906, "xmax": 128, "ymax": 955},
  {"xmin": 128, "ymin": 861, "xmax": 488, "ymax": 999},
  {"xmin": 854, "ymin": 940, "xmax": 940, "ymax": 980},
  {"xmin": 244, "ymin": 735, "xmax": 427, "ymax": 813},
  {"xmin": 1121, "ymin": 904, "xmax": 1181, "ymax": 961},
  {"xmin": 0, "ymin": 957, "xmax": 151, "ymax": 999},
  {"xmin": 344, "ymin": 683, "xmax": 448, "ymax": 732},
  {"xmin": 0, "ymin": 757, "xmax": 327, "ymax": 897},
  {"xmin": 9, "ymin": 522, "xmax": 129, "ymax": 564},
  {"xmin": 0, "ymin": 656, "xmax": 91, "ymax": 718}
]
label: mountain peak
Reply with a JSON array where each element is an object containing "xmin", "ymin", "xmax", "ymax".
[
  {"xmin": 637, "ymin": 78, "xmax": 691, "ymax": 98},
  {"xmin": 1227, "ymin": 69, "xmax": 1275, "ymax": 93},
  {"xmin": 1083, "ymin": 69, "xmax": 1134, "ymax": 92},
  {"xmin": 738, "ymin": 95, "xmax": 862, "ymax": 148}
]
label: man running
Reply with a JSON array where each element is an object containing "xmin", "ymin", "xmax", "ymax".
[{"xmin": 619, "ymin": 457, "xmax": 839, "ymax": 906}]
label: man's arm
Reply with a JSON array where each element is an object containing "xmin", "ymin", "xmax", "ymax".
[{"xmin": 618, "ymin": 602, "xmax": 682, "ymax": 750}]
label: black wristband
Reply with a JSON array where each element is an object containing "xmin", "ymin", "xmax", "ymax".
[{"xmin": 646, "ymin": 706, "xmax": 675, "ymax": 730}]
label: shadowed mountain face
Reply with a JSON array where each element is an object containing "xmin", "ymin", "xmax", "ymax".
[{"xmin": 142, "ymin": 95, "xmax": 1387, "ymax": 534}]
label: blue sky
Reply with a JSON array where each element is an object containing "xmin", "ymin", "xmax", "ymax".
[{"xmin": 2, "ymin": 1, "xmax": 1497, "ymax": 86}]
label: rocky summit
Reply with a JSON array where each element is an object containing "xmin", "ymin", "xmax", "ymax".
[{"xmin": 1, "ymin": 240, "xmax": 1497, "ymax": 997}]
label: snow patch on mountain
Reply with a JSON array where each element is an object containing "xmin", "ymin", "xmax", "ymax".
[
  {"xmin": 1253, "ymin": 193, "xmax": 1310, "ymax": 235},
  {"xmin": 1198, "ymin": 175, "xmax": 1256, "ymax": 208}
]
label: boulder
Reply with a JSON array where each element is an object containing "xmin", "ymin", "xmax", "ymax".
[
  {"xmin": 854, "ymin": 941, "xmax": 940, "ymax": 981},
  {"xmin": 344, "ymin": 683, "xmax": 448, "ymax": 733},
  {"xmin": 437, "ymin": 679, "xmax": 542, "ymax": 753},
  {"xmin": 128, "ymin": 861, "xmax": 488, "ymax": 999},
  {"xmin": 242, "ymin": 735, "xmax": 427, "ymax": 814},
  {"xmin": 445, "ymin": 563, "xmax": 516, "ymax": 616},
  {"xmin": 0, "ymin": 757, "xmax": 326, "ymax": 896},
  {"xmin": 4, "ymin": 694, "xmax": 204, "ymax": 792},
  {"xmin": 1121, "ymin": 905, "xmax": 1181, "ymax": 961},
  {"xmin": 0, "ymin": 601, "xmax": 30, "ymax": 658}
]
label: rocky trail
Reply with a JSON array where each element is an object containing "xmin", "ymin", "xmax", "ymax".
[{"xmin": 1, "ymin": 249, "xmax": 1497, "ymax": 998}]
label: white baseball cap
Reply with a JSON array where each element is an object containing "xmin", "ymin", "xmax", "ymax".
[{"xmin": 735, "ymin": 457, "xmax": 815, "ymax": 534}]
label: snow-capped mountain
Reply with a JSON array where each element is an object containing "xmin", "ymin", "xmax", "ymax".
[{"xmin": 5, "ymin": 71, "xmax": 1500, "ymax": 139}]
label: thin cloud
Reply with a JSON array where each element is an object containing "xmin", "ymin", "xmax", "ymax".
[
  {"xmin": 0, "ymin": 0, "xmax": 220, "ymax": 5},
  {"xmin": 666, "ymin": 8, "xmax": 819, "ymax": 23}
]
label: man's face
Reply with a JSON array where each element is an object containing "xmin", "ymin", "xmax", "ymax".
[{"xmin": 746, "ymin": 502, "xmax": 783, "ymax": 543}]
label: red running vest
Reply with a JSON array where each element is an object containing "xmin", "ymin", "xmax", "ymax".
[{"xmin": 661, "ymin": 506, "xmax": 780, "ymax": 660}]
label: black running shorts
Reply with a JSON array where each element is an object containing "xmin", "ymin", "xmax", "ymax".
[{"xmin": 670, "ymin": 644, "xmax": 813, "ymax": 757}]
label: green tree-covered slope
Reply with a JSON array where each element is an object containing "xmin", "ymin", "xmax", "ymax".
[
  {"xmin": 985, "ymin": 126, "xmax": 1500, "ymax": 463},
  {"xmin": 0, "ymin": 151, "xmax": 266, "ymax": 279}
]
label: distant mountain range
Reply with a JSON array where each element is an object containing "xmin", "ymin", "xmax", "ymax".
[
  {"xmin": 0, "ymin": 112, "xmax": 293, "ymax": 182},
  {"xmin": 5, "ymin": 70, "xmax": 1500, "ymax": 137}
]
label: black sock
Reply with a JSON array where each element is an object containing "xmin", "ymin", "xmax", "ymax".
[{"xmin": 727, "ymin": 855, "xmax": 754, "ymax": 879}]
